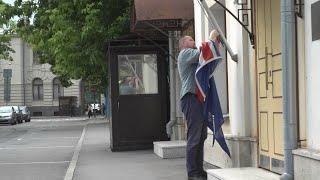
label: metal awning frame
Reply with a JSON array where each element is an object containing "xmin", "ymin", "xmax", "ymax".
[
  {"xmin": 197, "ymin": 0, "xmax": 256, "ymax": 62},
  {"xmin": 211, "ymin": 0, "xmax": 255, "ymax": 45},
  {"xmin": 198, "ymin": 0, "xmax": 238, "ymax": 62}
]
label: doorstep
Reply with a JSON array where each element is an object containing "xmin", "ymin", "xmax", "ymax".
[
  {"xmin": 153, "ymin": 140, "xmax": 186, "ymax": 159},
  {"xmin": 207, "ymin": 167, "xmax": 280, "ymax": 180}
]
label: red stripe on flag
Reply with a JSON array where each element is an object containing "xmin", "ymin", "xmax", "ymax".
[
  {"xmin": 196, "ymin": 87, "xmax": 204, "ymax": 103},
  {"xmin": 201, "ymin": 42, "xmax": 214, "ymax": 61}
]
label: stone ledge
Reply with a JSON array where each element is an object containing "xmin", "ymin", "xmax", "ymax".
[
  {"xmin": 293, "ymin": 148, "xmax": 320, "ymax": 180},
  {"xmin": 224, "ymin": 134, "xmax": 257, "ymax": 142},
  {"xmin": 204, "ymin": 135, "xmax": 258, "ymax": 168},
  {"xmin": 207, "ymin": 167, "xmax": 280, "ymax": 180},
  {"xmin": 293, "ymin": 148, "xmax": 320, "ymax": 161},
  {"xmin": 153, "ymin": 140, "xmax": 186, "ymax": 159}
]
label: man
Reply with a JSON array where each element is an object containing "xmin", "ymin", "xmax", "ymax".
[
  {"xmin": 87, "ymin": 105, "xmax": 92, "ymax": 119},
  {"xmin": 119, "ymin": 77, "xmax": 137, "ymax": 95},
  {"xmin": 178, "ymin": 35, "xmax": 207, "ymax": 180},
  {"xmin": 102, "ymin": 103, "xmax": 105, "ymax": 116}
]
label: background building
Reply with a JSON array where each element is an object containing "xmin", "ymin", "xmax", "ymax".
[{"xmin": 0, "ymin": 36, "xmax": 84, "ymax": 116}]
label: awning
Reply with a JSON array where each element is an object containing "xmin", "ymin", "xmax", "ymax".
[{"xmin": 131, "ymin": 0, "xmax": 194, "ymax": 32}]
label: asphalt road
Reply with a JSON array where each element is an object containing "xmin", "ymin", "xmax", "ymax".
[
  {"xmin": 0, "ymin": 118, "xmax": 87, "ymax": 180},
  {"xmin": 0, "ymin": 117, "xmax": 213, "ymax": 180}
]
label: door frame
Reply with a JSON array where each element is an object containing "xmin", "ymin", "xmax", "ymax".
[
  {"xmin": 254, "ymin": 0, "xmax": 285, "ymax": 174},
  {"xmin": 108, "ymin": 46, "xmax": 169, "ymax": 151}
]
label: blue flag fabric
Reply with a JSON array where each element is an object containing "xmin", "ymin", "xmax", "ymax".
[{"xmin": 195, "ymin": 40, "xmax": 231, "ymax": 157}]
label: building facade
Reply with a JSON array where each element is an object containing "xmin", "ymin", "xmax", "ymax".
[
  {"xmin": 293, "ymin": 0, "xmax": 320, "ymax": 179},
  {"xmin": 0, "ymin": 37, "xmax": 83, "ymax": 116},
  {"xmin": 192, "ymin": 0, "xmax": 320, "ymax": 179}
]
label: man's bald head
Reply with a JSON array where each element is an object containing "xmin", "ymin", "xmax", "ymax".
[{"xmin": 179, "ymin": 36, "xmax": 196, "ymax": 50}]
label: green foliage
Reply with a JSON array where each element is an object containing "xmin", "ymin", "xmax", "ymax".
[
  {"xmin": 0, "ymin": 1, "xmax": 15, "ymax": 61},
  {"xmin": 1, "ymin": 0, "xmax": 131, "ymax": 91}
]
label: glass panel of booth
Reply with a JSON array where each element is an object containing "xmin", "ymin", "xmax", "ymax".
[{"xmin": 118, "ymin": 54, "xmax": 158, "ymax": 95}]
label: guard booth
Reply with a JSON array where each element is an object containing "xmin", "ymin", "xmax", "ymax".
[
  {"xmin": 108, "ymin": 0, "xmax": 194, "ymax": 151},
  {"xmin": 108, "ymin": 34, "xmax": 169, "ymax": 151}
]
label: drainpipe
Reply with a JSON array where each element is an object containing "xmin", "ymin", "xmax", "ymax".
[
  {"xmin": 22, "ymin": 41, "xmax": 26, "ymax": 106},
  {"xmin": 280, "ymin": 0, "xmax": 298, "ymax": 179},
  {"xmin": 166, "ymin": 31, "xmax": 177, "ymax": 138}
]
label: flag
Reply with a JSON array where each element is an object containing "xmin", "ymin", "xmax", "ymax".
[{"xmin": 195, "ymin": 39, "xmax": 231, "ymax": 157}]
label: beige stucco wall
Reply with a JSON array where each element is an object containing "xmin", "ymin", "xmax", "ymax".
[{"xmin": 0, "ymin": 37, "xmax": 82, "ymax": 115}]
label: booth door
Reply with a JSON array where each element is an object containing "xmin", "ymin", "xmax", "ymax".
[{"xmin": 110, "ymin": 52, "xmax": 168, "ymax": 151}]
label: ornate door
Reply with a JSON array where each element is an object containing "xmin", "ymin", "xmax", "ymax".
[{"xmin": 256, "ymin": 0, "xmax": 284, "ymax": 174}]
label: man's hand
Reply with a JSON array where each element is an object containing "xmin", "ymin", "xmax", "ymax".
[{"xmin": 209, "ymin": 29, "xmax": 219, "ymax": 41}]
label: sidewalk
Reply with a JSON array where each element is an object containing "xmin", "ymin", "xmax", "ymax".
[
  {"xmin": 31, "ymin": 115, "xmax": 105, "ymax": 122},
  {"xmin": 73, "ymin": 121, "xmax": 188, "ymax": 180}
]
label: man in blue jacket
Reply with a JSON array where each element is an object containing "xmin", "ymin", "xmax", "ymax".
[{"xmin": 178, "ymin": 35, "xmax": 207, "ymax": 180}]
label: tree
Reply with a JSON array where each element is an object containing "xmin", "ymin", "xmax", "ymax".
[
  {"xmin": 0, "ymin": 0, "xmax": 131, "ymax": 91},
  {"xmin": 0, "ymin": 1, "xmax": 15, "ymax": 61}
]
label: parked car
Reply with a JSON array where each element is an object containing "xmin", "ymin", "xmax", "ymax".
[
  {"xmin": 11, "ymin": 106, "xmax": 23, "ymax": 123},
  {"xmin": 0, "ymin": 106, "xmax": 18, "ymax": 125},
  {"xmin": 20, "ymin": 106, "xmax": 31, "ymax": 122}
]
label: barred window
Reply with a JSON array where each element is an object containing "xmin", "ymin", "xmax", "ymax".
[
  {"xmin": 53, "ymin": 78, "xmax": 63, "ymax": 100},
  {"xmin": 33, "ymin": 78, "xmax": 43, "ymax": 100}
]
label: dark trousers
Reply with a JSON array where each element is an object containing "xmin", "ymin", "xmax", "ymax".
[
  {"xmin": 88, "ymin": 111, "xmax": 92, "ymax": 118},
  {"xmin": 181, "ymin": 93, "xmax": 207, "ymax": 177}
]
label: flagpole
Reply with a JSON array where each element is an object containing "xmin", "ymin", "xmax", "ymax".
[{"xmin": 198, "ymin": 0, "xmax": 238, "ymax": 62}]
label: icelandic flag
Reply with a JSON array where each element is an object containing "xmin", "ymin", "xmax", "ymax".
[{"xmin": 195, "ymin": 39, "xmax": 231, "ymax": 157}]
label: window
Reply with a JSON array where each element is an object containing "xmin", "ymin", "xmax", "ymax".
[
  {"xmin": 33, "ymin": 112, "xmax": 42, "ymax": 116},
  {"xmin": 209, "ymin": 4, "xmax": 228, "ymax": 115},
  {"xmin": 53, "ymin": 78, "xmax": 63, "ymax": 100},
  {"xmin": 33, "ymin": 78, "xmax": 43, "ymax": 100},
  {"xmin": 33, "ymin": 51, "xmax": 40, "ymax": 64},
  {"xmin": 118, "ymin": 54, "xmax": 158, "ymax": 95},
  {"xmin": 3, "ymin": 69, "xmax": 12, "ymax": 102}
]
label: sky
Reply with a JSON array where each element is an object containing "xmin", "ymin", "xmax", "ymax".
[
  {"xmin": 3, "ymin": 0, "xmax": 14, "ymax": 5},
  {"xmin": 3, "ymin": 0, "xmax": 37, "ymax": 4},
  {"xmin": 2, "ymin": 0, "xmax": 35, "ymax": 25}
]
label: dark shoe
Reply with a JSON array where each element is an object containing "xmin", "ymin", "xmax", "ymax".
[{"xmin": 188, "ymin": 176, "xmax": 207, "ymax": 180}]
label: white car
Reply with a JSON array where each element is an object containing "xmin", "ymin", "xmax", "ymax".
[
  {"xmin": 90, "ymin": 104, "xmax": 101, "ymax": 114},
  {"xmin": 0, "ymin": 106, "xmax": 18, "ymax": 125}
]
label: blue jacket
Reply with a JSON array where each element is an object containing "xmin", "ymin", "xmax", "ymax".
[{"xmin": 177, "ymin": 48, "xmax": 200, "ymax": 99}]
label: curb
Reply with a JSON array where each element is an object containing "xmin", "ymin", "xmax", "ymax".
[{"xmin": 64, "ymin": 123, "xmax": 87, "ymax": 180}]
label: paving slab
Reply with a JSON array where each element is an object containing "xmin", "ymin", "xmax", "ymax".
[{"xmin": 74, "ymin": 123, "xmax": 188, "ymax": 180}]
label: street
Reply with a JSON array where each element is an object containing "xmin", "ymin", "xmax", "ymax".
[
  {"xmin": 0, "ymin": 117, "xmax": 189, "ymax": 180},
  {"xmin": 0, "ymin": 117, "xmax": 88, "ymax": 180}
]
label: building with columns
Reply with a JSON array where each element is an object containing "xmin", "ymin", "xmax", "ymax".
[
  {"xmin": 192, "ymin": 0, "xmax": 320, "ymax": 179},
  {"xmin": 0, "ymin": 36, "xmax": 84, "ymax": 116},
  {"xmin": 194, "ymin": 0, "xmax": 258, "ymax": 170}
]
